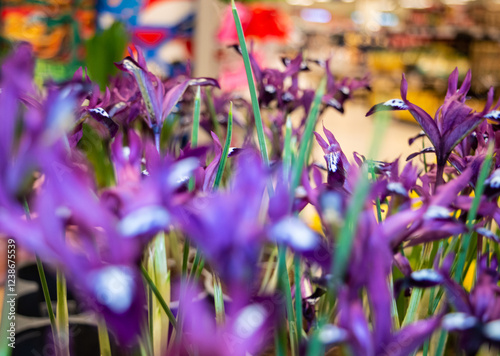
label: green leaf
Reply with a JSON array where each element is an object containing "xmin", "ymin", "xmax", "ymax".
[
  {"xmin": 141, "ymin": 265, "xmax": 177, "ymax": 330},
  {"xmin": 78, "ymin": 124, "xmax": 115, "ymax": 188},
  {"xmin": 151, "ymin": 233, "xmax": 171, "ymax": 354},
  {"xmin": 56, "ymin": 270, "xmax": 70, "ymax": 356},
  {"xmin": 22, "ymin": 200, "xmax": 57, "ymax": 351},
  {"xmin": 455, "ymin": 141, "xmax": 494, "ymax": 282},
  {"xmin": 97, "ymin": 318, "xmax": 112, "ymax": 356},
  {"xmin": 283, "ymin": 116, "xmax": 293, "ymax": 176},
  {"xmin": 290, "ymin": 79, "xmax": 326, "ymax": 195},
  {"xmin": 214, "ymin": 275, "xmax": 226, "ymax": 326},
  {"xmin": 213, "ymin": 102, "xmax": 233, "ymax": 189},
  {"xmin": 277, "ymin": 246, "xmax": 297, "ymax": 356},
  {"xmin": 329, "ymin": 112, "xmax": 389, "ymax": 300},
  {"xmin": 84, "ymin": 22, "xmax": 129, "ymax": 90},
  {"xmin": 294, "ymin": 255, "xmax": 303, "ymax": 343},
  {"xmin": 231, "ymin": 0, "xmax": 269, "ymax": 165},
  {"xmin": 188, "ymin": 86, "xmax": 202, "ymax": 191}
]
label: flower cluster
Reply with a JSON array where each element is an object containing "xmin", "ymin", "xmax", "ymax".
[{"xmin": 1, "ymin": 35, "xmax": 500, "ymax": 356}]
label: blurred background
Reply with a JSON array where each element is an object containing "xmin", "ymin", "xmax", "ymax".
[{"xmin": 1, "ymin": 0, "xmax": 500, "ymax": 160}]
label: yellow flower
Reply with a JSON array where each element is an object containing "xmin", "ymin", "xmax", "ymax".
[
  {"xmin": 308, "ymin": 210, "xmax": 323, "ymax": 234},
  {"xmin": 409, "ymin": 190, "xmax": 423, "ymax": 209},
  {"xmin": 463, "ymin": 259, "xmax": 476, "ymax": 292}
]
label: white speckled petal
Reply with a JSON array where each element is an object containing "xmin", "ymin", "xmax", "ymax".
[
  {"xmin": 411, "ymin": 269, "xmax": 443, "ymax": 283},
  {"xmin": 424, "ymin": 205, "xmax": 452, "ymax": 220},
  {"xmin": 234, "ymin": 304, "xmax": 267, "ymax": 339},
  {"xmin": 92, "ymin": 266, "xmax": 135, "ymax": 314},
  {"xmin": 119, "ymin": 205, "xmax": 170, "ymax": 237},
  {"xmin": 484, "ymin": 319, "xmax": 500, "ymax": 341},
  {"xmin": 383, "ymin": 99, "xmax": 409, "ymax": 110},
  {"xmin": 168, "ymin": 158, "xmax": 198, "ymax": 187},
  {"xmin": 485, "ymin": 110, "xmax": 500, "ymax": 120},
  {"xmin": 326, "ymin": 152, "xmax": 340, "ymax": 173},
  {"xmin": 270, "ymin": 217, "xmax": 318, "ymax": 251},
  {"xmin": 89, "ymin": 107, "xmax": 110, "ymax": 118},
  {"xmin": 387, "ymin": 182, "xmax": 407, "ymax": 196},
  {"xmin": 318, "ymin": 324, "xmax": 348, "ymax": 345},
  {"xmin": 442, "ymin": 313, "xmax": 477, "ymax": 331}
]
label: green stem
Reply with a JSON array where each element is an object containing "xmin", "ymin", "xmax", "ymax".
[
  {"xmin": 36, "ymin": 257, "xmax": 57, "ymax": 330},
  {"xmin": 259, "ymin": 247, "xmax": 278, "ymax": 293},
  {"xmin": 56, "ymin": 270, "xmax": 69, "ymax": 356},
  {"xmin": 435, "ymin": 330, "xmax": 448, "ymax": 356},
  {"xmin": 0, "ymin": 271, "xmax": 12, "ymax": 356},
  {"xmin": 23, "ymin": 199, "xmax": 58, "ymax": 349},
  {"xmin": 148, "ymin": 283, "xmax": 153, "ymax": 348},
  {"xmin": 213, "ymin": 102, "xmax": 233, "ymax": 189},
  {"xmin": 231, "ymin": 0, "xmax": 269, "ymax": 165},
  {"xmin": 401, "ymin": 288, "xmax": 422, "ymax": 327},
  {"xmin": 389, "ymin": 273, "xmax": 400, "ymax": 329},
  {"xmin": 194, "ymin": 258, "xmax": 205, "ymax": 283},
  {"xmin": 455, "ymin": 141, "xmax": 494, "ymax": 282},
  {"xmin": 306, "ymin": 320, "xmax": 326, "ymax": 356},
  {"xmin": 283, "ymin": 116, "xmax": 293, "ymax": 177},
  {"xmin": 189, "ymin": 250, "xmax": 201, "ymax": 281},
  {"xmin": 97, "ymin": 318, "xmax": 112, "ymax": 356},
  {"xmin": 205, "ymin": 88, "xmax": 221, "ymax": 137},
  {"xmin": 183, "ymin": 86, "xmax": 202, "ymax": 283},
  {"xmin": 277, "ymin": 245, "xmax": 297, "ymax": 356},
  {"xmin": 422, "ymin": 137, "xmax": 428, "ymax": 174},
  {"xmin": 403, "ymin": 243, "xmax": 433, "ymax": 326},
  {"xmin": 329, "ymin": 164, "xmax": 371, "ymax": 299},
  {"xmin": 181, "ymin": 240, "xmax": 190, "ymax": 278},
  {"xmin": 369, "ymin": 161, "xmax": 383, "ymax": 223},
  {"xmin": 294, "ymin": 255, "xmax": 303, "ymax": 343},
  {"xmin": 329, "ymin": 112, "xmax": 389, "ymax": 303},
  {"xmin": 290, "ymin": 79, "xmax": 326, "ymax": 195},
  {"xmin": 213, "ymin": 274, "xmax": 225, "ymax": 326},
  {"xmin": 141, "ymin": 265, "xmax": 177, "ymax": 329},
  {"xmin": 188, "ymin": 86, "xmax": 201, "ymax": 191}
]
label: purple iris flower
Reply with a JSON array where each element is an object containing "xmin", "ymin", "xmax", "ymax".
[
  {"xmin": 367, "ymin": 69, "xmax": 492, "ymax": 187},
  {"xmin": 481, "ymin": 92, "xmax": 500, "ymax": 131},
  {"xmin": 0, "ymin": 43, "xmax": 89, "ymax": 200},
  {"xmin": 181, "ymin": 150, "xmax": 267, "ymax": 294},
  {"xmin": 107, "ymin": 73, "xmax": 143, "ymax": 126},
  {"xmin": 267, "ymin": 168, "xmax": 331, "ymax": 269},
  {"xmin": 440, "ymin": 254, "xmax": 500, "ymax": 354},
  {"xmin": 103, "ymin": 131, "xmax": 205, "ymax": 243},
  {"xmin": 237, "ymin": 48, "xmax": 306, "ymax": 108},
  {"xmin": 115, "ymin": 48, "xmax": 219, "ymax": 148},
  {"xmin": 75, "ymin": 74, "xmax": 120, "ymax": 138},
  {"xmin": 314, "ymin": 126, "xmax": 351, "ymax": 191},
  {"xmin": 327, "ymin": 206, "xmax": 440, "ymax": 356},
  {"xmin": 1, "ymin": 145, "xmax": 147, "ymax": 342},
  {"xmin": 335, "ymin": 289, "xmax": 440, "ymax": 356},
  {"xmin": 393, "ymin": 251, "xmax": 444, "ymax": 297},
  {"xmin": 402, "ymin": 167, "xmax": 473, "ymax": 247},
  {"xmin": 0, "ymin": 43, "xmax": 36, "ymax": 204},
  {"xmin": 173, "ymin": 285, "xmax": 276, "ymax": 356},
  {"xmin": 319, "ymin": 58, "xmax": 371, "ymax": 114},
  {"xmin": 199, "ymin": 90, "xmax": 248, "ymax": 134},
  {"xmin": 377, "ymin": 159, "xmax": 419, "ymax": 213}
]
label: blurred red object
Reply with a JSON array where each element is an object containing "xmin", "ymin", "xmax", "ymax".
[{"xmin": 217, "ymin": 2, "xmax": 291, "ymax": 44}]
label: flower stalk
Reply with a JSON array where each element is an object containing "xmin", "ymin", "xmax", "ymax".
[{"xmin": 231, "ymin": 0, "xmax": 269, "ymax": 165}]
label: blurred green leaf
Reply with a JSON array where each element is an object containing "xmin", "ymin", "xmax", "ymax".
[
  {"xmin": 0, "ymin": 37, "xmax": 12, "ymax": 61},
  {"xmin": 85, "ymin": 22, "xmax": 129, "ymax": 90},
  {"xmin": 78, "ymin": 124, "xmax": 115, "ymax": 187}
]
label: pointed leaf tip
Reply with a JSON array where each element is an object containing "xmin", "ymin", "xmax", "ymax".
[
  {"xmin": 400, "ymin": 73, "xmax": 408, "ymax": 100},
  {"xmin": 366, "ymin": 99, "xmax": 408, "ymax": 117}
]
